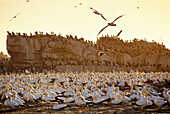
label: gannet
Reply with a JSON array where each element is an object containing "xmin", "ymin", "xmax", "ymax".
[
  {"xmin": 41, "ymin": 92, "xmax": 56, "ymax": 103},
  {"xmin": 121, "ymin": 92, "xmax": 131, "ymax": 104},
  {"xmin": 64, "ymin": 97, "xmax": 75, "ymax": 103},
  {"xmin": 111, "ymin": 97, "xmax": 122, "ymax": 104},
  {"xmin": 53, "ymin": 102, "xmax": 68, "ymax": 110},
  {"xmin": 90, "ymin": 7, "xmax": 107, "ymax": 21},
  {"xmin": 9, "ymin": 13, "xmax": 20, "ymax": 21},
  {"xmin": 154, "ymin": 96, "xmax": 167, "ymax": 107},
  {"xmin": 97, "ymin": 14, "xmax": 125, "ymax": 36},
  {"xmin": 4, "ymin": 97, "xmax": 19, "ymax": 109},
  {"xmin": 23, "ymin": 89, "xmax": 36, "ymax": 102}
]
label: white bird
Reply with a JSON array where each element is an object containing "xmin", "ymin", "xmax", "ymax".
[
  {"xmin": 23, "ymin": 89, "xmax": 36, "ymax": 102},
  {"xmin": 111, "ymin": 97, "xmax": 121, "ymax": 104},
  {"xmin": 92, "ymin": 95, "xmax": 109, "ymax": 104},
  {"xmin": 33, "ymin": 89, "xmax": 41, "ymax": 100},
  {"xmin": 53, "ymin": 102, "xmax": 68, "ymax": 110},
  {"xmin": 130, "ymin": 93, "xmax": 137, "ymax": 101},
  {"xmin": 121, "ymin": 92, "xmax": 131, "ymax": 104},
  {"xmin": 64, "ymin": 97, "xmax": 75, "ymax": 103},
  {"xmin": 11, "ymin": 92, "xmax": 25, "ymax": 105},
  {"xmin": 163, "ymin": 87, "xmax": 170, "ymax": 101},
  {"xmin": 12, "ymin": 94, "xmax": 25, "ymax": 106},
  {"xmin": 81, "ymin": 89, "xmax": 91, "ymax": 99},
  {"xmin": 136, "ymin": 96, "xmax": 147, "ymax": 109},
  {"xmin": 118, "ymin": 81, "xmax": 125, "ymax": 87},
  {"xmin": 154, "ymin": 96, "xmax": 167, "ymax": 107},
  {"xmin": 97, "ymin": 14, "xmax": 125, "ymax": 36},
  {"xmin": 75, "ymin": 95, "xmax": 86, "ymax": 105},
  {"xmin": 9, "ymin": 13, "xmax": 20, "ymax": 21},
  {"xmin": 41, "ymin": 92, "xmax": 56, "ymax": 103},
  {"xmin": 149, "ymin": 87, "xmax": 159, "ymax": 96},
  {"xmin": 4, "ymin": 97, "xmax": 19, "ymax": 109},
  {"xmin": 90, "ymin": 7, "xmax": 107, "ymax": 21},
  {"xmin": 25, "ymin": 69, "xmax": 31, "ymax": 74}
]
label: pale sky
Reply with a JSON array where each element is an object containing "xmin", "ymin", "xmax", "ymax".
[{"xmin": 0, "ymin": 0, "xmax": 170, "ymax": 55}]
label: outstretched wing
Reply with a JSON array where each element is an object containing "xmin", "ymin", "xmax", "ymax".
[
  {"xmin": 97, "ymin": 25, "xmax": 109, "ymax": 36},
  {"xmin": 112, "ymin": 14, "xmax": 125, "ymax": 23},
  {"xmin": 9, "ymin": 13, "xmax": 20, "ymax": 21},
  {"xmin": 9, "ymin": 17, "xmax": 13, "ymax": 21},
  {"xmin": 15, "ymin": 13, "xmax": 20, "ymax": 17},
  {"xmin": 116, "ymin": 30, "xmax": 123, "ymax": 36},
  {"xmin": 100, "ymin": 14, "xmax": 107, "ymax": 21}
]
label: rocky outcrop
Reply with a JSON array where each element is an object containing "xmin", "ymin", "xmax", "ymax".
[
  {"xmin": 0, "ymin": 52, "xmax": 10, "ymax": 74},
  {"xmin": 6, "ymin": 32, "xmax": 170, "ymax": 73}
]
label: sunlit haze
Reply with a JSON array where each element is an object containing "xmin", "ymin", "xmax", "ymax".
[{"xmin": 0, "ymin": 0, "xmax": 170, "ymax": 55}]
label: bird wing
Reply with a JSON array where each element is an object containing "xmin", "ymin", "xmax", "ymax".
[
  {"xmin": 112, "ymin": 14, "xmax": 125, "ymax": 23},
  {"xmin": 97, "ymin": 25, "xmax": 109, "ymax": 36},
  {"xmin": 9, "ymin": 18, "xmax": 13, "ymax": 21},
  {"xmin": 100, "ymin": 14, "xmax": 107, "ymax": 21},
  {"xmin": 15, "ymin": 13, "xmax": 20, "ymax": 17},
  {"xmin": 116, "ymin": 30, "xmax": 123, "ymax": 36},
  {"xmin": 9, "ymin": 13, "xmax": 20, "ymax": 21}
]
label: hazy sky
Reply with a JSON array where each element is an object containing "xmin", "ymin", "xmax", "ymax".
[{"xmin": 0, "ymin": 0, "xmax": 170, "ymax": 54}]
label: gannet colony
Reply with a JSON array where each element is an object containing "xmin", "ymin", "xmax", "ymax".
[
  {"xmin": 0, "ymin": 71, "xmax": 169, "ymax": 113},
  {"xmin": 0, "ymin": 32, "xmax": 169, "ymax": 113}
]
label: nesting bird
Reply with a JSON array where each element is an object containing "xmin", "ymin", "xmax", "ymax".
[{"xmin": 53, "ymin": 102, "xmax": 68, "ymax": 110}]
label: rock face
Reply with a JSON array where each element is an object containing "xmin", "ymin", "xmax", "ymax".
[{"xmin": 6, "ymin": 32, "xmax": 170, "ymax": 73}]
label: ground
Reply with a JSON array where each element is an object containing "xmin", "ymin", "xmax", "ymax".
[{"xmin": 0, "ymin": 100, "xmax": 169, "ymax": 113}]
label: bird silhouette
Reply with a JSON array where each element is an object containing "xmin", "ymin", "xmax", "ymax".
[
  {"xmin": 9, "ymin": 13, "xmax": 20, "ymax": 21},
  {"xmin": 97, "ymin": 14, "xmax": 125, "ymax": 36},
  {"xmin": 90, "ymin": 7, "xmax": 107, "ymax": 21}
]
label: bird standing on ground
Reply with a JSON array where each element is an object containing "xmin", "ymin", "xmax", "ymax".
[
  {"xmin": 97, "ymin": 15, "xmax": 125, "ymax": 36},
  {"xmin": 9, "ymin": 13, "xmax": 20, "ymax": 21},
  {"xmin": 90, "ymin": 7, "xmax": 107, "ymax": 21}
]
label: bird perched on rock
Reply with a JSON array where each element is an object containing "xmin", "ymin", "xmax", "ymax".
[
  {"xmin": 97, "ymin": 14, "xmax": 125, "ymax": 36},
  {"xmin": 90, "ymin": 7, "xmax": 107, "ymax": 21}
]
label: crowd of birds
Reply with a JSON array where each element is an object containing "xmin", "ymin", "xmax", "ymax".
[{"xmin": 0, "ymin": 70, "xmax": 170, "ymax": 110}]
